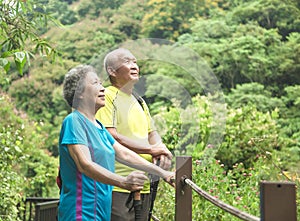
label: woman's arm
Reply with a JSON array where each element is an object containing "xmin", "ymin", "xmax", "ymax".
[
  {"xmin": 67, "ymin": 144, "xmax": 147, "ymax": 191},
  {"xmin": 113, "ymin": 141, "xmax": 174, "ymax": 181}
]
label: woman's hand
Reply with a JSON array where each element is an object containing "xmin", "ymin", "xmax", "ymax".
[
  {"xmin": 163, "ymin": 171, "xmax": 176, "ymax": 188},
  {"xmin": 122, "ymin": 171, "xmax": 148, "ymax": 191}
]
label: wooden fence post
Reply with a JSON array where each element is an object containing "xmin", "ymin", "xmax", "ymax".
[
  {"xmin": 260, "ymin": 181, "xmax": 297, "ymax": 221},
  {"xmin": 175, "ymin": 156, "xmax": 192, "ymax": 221}
]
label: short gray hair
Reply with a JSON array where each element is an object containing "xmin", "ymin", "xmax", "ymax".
[
  {"xmin": 103, "ymin": 48, "xmax": 132, "ymax": 83},
  {"xmin": 63, "ymin": 65, "xmax": 96, "ymax": 108}
]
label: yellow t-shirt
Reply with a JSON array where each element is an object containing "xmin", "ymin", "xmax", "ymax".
[{"xmin": 95, "ymin": 86, "xmax": 156, "ymax": 193}]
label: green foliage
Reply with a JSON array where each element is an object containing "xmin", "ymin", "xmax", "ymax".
[
  {"xmin": 225, "ymin": 83, "xmax": 284, "ymax": 112},
  {"xmin": 0, "ymin": 94, "xmax": 59, "ymax": 216},
  {"xmin": 153, "ymin": 106, "xmax": 181, "ymax": 151},
  {"xmin": 224, "ymin": 83, "xmax": 300, "ymax": 171},
  {"xmin": 23, "ymin": 144, "xmax": 59, "ymax": 196},
  {"xmin": 106, "ymin": 0, "xmax": 147, "ymax": 39},
  {"xmin": 217, "ymin": 105, "xmax": 279, "ymax": 169},
  {"xmin": 45, "ymin": 0, "xmax": 78, "ymax": 25},
  {"xmin": 30, "ymin": 59, "xmax": 78, "ymax": 85},
  {"xmin": 183, "ymin": 95, "xmax": 214, "ymax": 159},
  {"xmin": 46, "ymin": 20, "xmax": 116, "ymax": 64},
  {"xmin": 180, "ymin": 0, "xmax": 300, "ymax": 92},
  {"xmin": 280, "ymin": 85, "xmax": 300, "ymax": 118},
  {"xmin": 0, "ymin": 0, "xmax": 299, "ymax": 218},
  {"xmin": 0, "ymin": 124, "xmax": 25, "ymax": 221},
  {"xmin": 61, "ymin": 0, "xmax": 78, "ymax": 3},
  {"xmin": 274, "ymin": 85, "xmax": 300, "ymax": 171},
  {"xmin": 276, "ymin": 33, "xmax": 300, "ymax": 87},
  {"xmin": 7, "ymin": 63, "xmax": 72, "ymax": 155},
  {"xmin": 8, "ymin": 77, "xmax": 57, "ymax": 120},
  {"xmin": 142, "ymin": 0, "xmax": 181, "ymax": 39},
  {"xmin": 76, "ymin": 0, "xmax": 125, "ymax": 19},
  {"xmin": 20, "ymin": 116, "xmax": 59, "ymax": 196},
  {"xmin": 0, "ymin": 0, "xmax": 59, "ymax": 74},
  {"xmin": 192, "ymin": 152, "xmax": 300, "ymax": 220},
  {"xmin": 153, "ymin": 95, "xmax": 213, "ymax": 158},
  {"xmin": 156, "ymin": 92, "xmax": 294, "ymax": 171},
  {"xmin": 7, "ymin": 60, "xmax": 73, "ymax": 122},
  {"xmin": 189, "ymin": 21, "xmax": 283, "ymax": 90},
  {"xmin": 230, "ymin": 0, "xmax": 300, "ymax": 39},
  {"xmin": 154, "ymin": 152, "xmax": 300, "ymax": 220},
  {"xmin": 143, "ymin": 62, "xmax": 204, "ymax": 102},
  {"xmin": 141, "ymin": 0, "xmax": 228, "ymax": 40},
  {"xmin": 153, "ymin": 95, "xmax": 300, "ymax": 219}
]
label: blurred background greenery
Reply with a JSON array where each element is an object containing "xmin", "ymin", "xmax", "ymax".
[{"xmin": 0, "ymin": 0, "xmax": 299, "ymax": 220}]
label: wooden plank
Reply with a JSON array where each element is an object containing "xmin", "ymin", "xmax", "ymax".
[{"xmin": 175, "ymin": 156, "xmax": 192, "ymax": 221}]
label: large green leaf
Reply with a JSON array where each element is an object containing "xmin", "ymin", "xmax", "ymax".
[
  {"xmin": 14, "ymin": 52, "xmax": 26, "ymax": 74},
  {"xmin": 0, "ymin": 58, "xmax": 10, "ymax": 72}
]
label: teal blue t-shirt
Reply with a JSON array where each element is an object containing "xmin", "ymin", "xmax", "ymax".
[{"xmin": 58, "ymin": 110, "xmax": 115, "ymax": 221}]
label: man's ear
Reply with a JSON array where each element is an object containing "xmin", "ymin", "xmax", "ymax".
[{"xmin": 107, "ymin": 67, "xmax": 116, "ymax": 77}]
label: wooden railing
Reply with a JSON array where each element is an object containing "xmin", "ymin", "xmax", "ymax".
[
  {"xmin": 19, "ymin": 197, "xmax": 59, "ymax": 221},
  {"xmin": 175, "ymin": 156, "xmax": 297, "ymax": 221},
  {"xmin": 34, "ymin": 200, "xmax": 59, "ymax": 221},
  {"xmin": 19, "ymin": 197, "xmax": 160, "ymax": 221},
  {"xmin": 19, "ymin": 156, "xmax": 297, "ymax": 221}
]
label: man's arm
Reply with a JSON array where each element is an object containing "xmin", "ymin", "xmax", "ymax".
[
  {"xmin": 148, "ymin": 130, "xmax": 173, "ymax": 170},
  {"xmin": 106, "ymin": 127, "xmax": 172, "ymax": 159}
]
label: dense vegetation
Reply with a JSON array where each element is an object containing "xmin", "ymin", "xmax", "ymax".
[{"xmin": 0, "ymin": 0, "xmax": 299, "ymax": 220}]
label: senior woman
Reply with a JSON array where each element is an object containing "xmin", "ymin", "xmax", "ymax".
[{"xmin": 58, "ymin": 65, "xmax": 174, "ymax": 221}]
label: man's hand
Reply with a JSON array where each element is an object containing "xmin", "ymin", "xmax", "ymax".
[
  {"xmin": 153, "ymin": 154, "xmax": 172, "ymax": 170},
  {"xmin": 122, "ymin": 171, "xmax": 148, "ymax": 191},
  {"xmin": 150, "ymin": 142, "xmax": 173, "ymax": 170},
  {"xmin": 150, "ymin": 143, "xmax": 172, "ymax": 157}
]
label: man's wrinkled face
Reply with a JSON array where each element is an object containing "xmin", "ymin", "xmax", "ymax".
[{"xmin": 113, "ymin": 50, "xmax": 140, "ymax": 85}]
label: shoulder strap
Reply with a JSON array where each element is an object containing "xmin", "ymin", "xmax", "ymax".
[{"xmin": 132, "ymin": 90, "xmax": 145, "ymax": 111}]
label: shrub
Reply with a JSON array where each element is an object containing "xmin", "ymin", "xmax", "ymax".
[
  {"xmin": 153, "ymin": 154, "xmax": 300, "ymax": 220},
  {"xmin": 0, "ymin": 94, "xmax": 59, "ymax": 219}
]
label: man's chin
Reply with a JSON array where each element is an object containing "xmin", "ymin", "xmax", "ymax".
[{"xmin": 131, "ymin": 77, "xmax": 139, "ymax": 83}]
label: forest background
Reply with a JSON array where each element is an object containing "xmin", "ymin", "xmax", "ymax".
[{"xmin": 1, "ymin": 0, "xmax": 300, "ymax": 220}]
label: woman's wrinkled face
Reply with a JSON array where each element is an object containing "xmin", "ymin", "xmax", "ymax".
[{"xmin": 81, "ymin": 71, "xmax": 105, "ymax": 110}]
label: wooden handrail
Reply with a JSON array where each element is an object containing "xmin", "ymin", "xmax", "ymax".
[
  {"xmin": 175, "ymin": 156, "xmax": 297, "ymax": 221},
  {"xmin": 183, "ymin": 177, "xmax": 260, "ymax": 221}
]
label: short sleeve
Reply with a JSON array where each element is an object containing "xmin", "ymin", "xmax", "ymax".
[
  {"xmin": 60, "ymin": 114, "xmax": 88, "ymax": 146},
  {"xmin": 96, "ymin": 88, "xmax": 116, "ymax": 128},
  {"xmin": 104, "ymin": 126, "xmax": 115, "ymax": 145}
]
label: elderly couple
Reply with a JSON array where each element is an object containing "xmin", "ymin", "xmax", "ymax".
[{"xmin": 58, "ymin": 48, "xmax": 174, "ymax": 221}]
